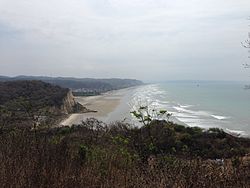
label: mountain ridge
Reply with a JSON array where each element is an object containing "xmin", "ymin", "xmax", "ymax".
[{"xmin": 0, "ymin": 75, "xmax": 144, "ymax": 92}]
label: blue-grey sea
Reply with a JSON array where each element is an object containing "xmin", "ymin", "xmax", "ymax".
[{"xmin": 127, "ymin": 81, "xmax": 250, "ymax": 137}]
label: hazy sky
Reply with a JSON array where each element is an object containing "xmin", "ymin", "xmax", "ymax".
[{"xmin": 0, "ymin": 0, "xmax": 249, "ymax": 81}]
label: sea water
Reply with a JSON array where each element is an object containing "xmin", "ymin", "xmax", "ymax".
[{"xmin": 129, "ymin": 81, "xmax": 250, "ymax": 137}]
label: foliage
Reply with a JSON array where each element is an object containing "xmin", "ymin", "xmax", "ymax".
[
  {"xmin": 130, "ymin": 106, "xmax": 172, "ymax": 126},
  {"xmin": 242, "ymin": 18, "xmax": 250, "ymax": 69},
  {"xmin": 1, "ymin": 100, "xmax": 250, "ymax": 187},
  {"xmin": 0, "ymin": 80, "xmax": 69, "ymax": 107},
  {"xmin": 0, "ymin": 80, "xmax": 70, "ymax": 129},
  {"xmin": 72, "ymin": 91, "xmax": 101, "ymax": 96},
  {"xmin": 0, "ymin": 120, "xmax": 249, "ymax": 187}
]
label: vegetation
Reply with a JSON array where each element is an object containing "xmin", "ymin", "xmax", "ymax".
[
  {"xmin": 0, "ymin": 82, "xmax": 250, "ymax": 187},
  {"xmin": 242, "ymin": 18, "xmax": 250, "ymax": 89},
  {"xmin": 0, "ymin": 80, "xmax": 73, "ymax": 129},
  {"xmin": 0, "ymin": 80, "xmax": 69, "ymax": 108},
  {"xmin": 72, "ymin": 91, "xmax": 101, "ymax": 97},
  {"xmin": 0, "ymin": 119, "xmax": 250, "ymax": 187},
  {"xmin": 242, "ymin": 20, "xmax": 250, "ymax": 69},
  {"xmin": 131, "ymin": 106, "xmax": 172, "ymax": 126},
  {"xmin": 0, "ymin": 76, "xmax": 144, "ymax": 93}
]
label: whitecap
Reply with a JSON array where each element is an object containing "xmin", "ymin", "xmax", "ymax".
[
  {"xmin": 174, "ymin": 107, "xmax": 212, "ymax": 117},
  {"xmin": 174, "ymin": 113, "xmax": 198, "ymax": 118},
  {"xmin": 175, "ymin": 117, "xmax": 202, "ymax": 127},
  {"xmin": 225, "ymin": 128, "xmax": 247, "ymax": 136},
  {"xmin": 211, "ymin": 115, "xmax": 230, "ymax": 120},
  {"xmin": 179, "ymin": 104, "xmax": 194, "ymax": 108},
  {"xmin": 173, "ymin": 106, "xmax": 192, "ymax": 113}
]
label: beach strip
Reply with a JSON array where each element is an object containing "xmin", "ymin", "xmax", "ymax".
[{"xmin": 60, "ymin": 87, "xmax": 136, "ymax": 126}]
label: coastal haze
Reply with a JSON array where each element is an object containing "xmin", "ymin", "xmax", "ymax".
[{"xmin": 0, "ymin": 0, "xmax": 250, "ymax": 81}]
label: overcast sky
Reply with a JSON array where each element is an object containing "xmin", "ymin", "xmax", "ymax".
[{"xmin": 0, "ymin": 0, "xmax": 249, "ymax": 81}]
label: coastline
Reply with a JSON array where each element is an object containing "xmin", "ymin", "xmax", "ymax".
[
  {"xmin": 60, "ymin": 83, "xmax": 250, "ymax": 138},
  {"xmin": 60, "ymin": 86, "xmax": 138, "ymax": 126}
]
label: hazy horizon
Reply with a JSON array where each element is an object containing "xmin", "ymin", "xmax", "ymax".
[
  {"xmin": 0, "ymin": 0, "xmax": 250, "ymax": 81},
  {"xmin": 1, "ymin": 74, "xmax": 250, "ymax": 83}
]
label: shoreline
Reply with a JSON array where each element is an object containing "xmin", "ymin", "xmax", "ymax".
[
  {"xmin": 60, "ymin": 86, "xmax": 139, "ymax": 126},
  {"xmin": 60, "ymin": 84, "xmax": 250, "ymax": 138}
]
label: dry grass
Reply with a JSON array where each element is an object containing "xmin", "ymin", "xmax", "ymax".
[{"xmin": 0, "ymin": 120, "xmax": 250, "ymax": 188}]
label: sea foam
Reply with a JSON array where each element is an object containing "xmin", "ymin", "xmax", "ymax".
[{"xmin": 211, "ymin": 115, "xmax": 230, "ymax": 120}]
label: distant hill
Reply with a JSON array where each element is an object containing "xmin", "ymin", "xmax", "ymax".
[{"xmin": 0, "ymin": 76, "xmax": 144, "ymax": 92}]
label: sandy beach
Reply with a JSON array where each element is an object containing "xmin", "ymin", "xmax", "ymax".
[{"xmin": 60, "ymin": 87, "xmax": 137, "ymax": 126}]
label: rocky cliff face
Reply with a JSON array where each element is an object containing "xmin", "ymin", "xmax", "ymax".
[
  {"xmin": 59, "ymin": 91, "xmax": 89, "ymax": 114},
  {"xmin": 60, "ymin": 91, "xmax": 76, "ymax": 114}
]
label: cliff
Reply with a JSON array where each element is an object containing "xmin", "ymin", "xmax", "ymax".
[
  {"xmin": 59, "ymin": 91, "xmax": 88, "ymax": 114},
  {"xmin": 61, "ymin": 91, "xmax": 76, "ymax": 114}
]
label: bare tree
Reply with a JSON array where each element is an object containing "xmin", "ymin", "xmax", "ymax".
[
  {"xmin": 242, "ymin": 18, "xmax": 250, "ymax": 89},
  {"xmin": 242, "ymin": 18, "xmax": 250, "ymax": 68}
]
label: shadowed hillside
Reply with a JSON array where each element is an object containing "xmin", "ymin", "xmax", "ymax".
[
  {"xmin": 0, "ymin": 80, "xmax": 69, "ymax": 108},
  {"xmin": 0, "ymin": 80, "xmax": 86, "ymax": 129}
]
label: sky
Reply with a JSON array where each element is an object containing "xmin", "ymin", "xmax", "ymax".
[{"xmin": 0, "ymin": 0, "xmax": 249, "ymax": 81}]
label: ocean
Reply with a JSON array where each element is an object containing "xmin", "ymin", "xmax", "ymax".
[{"xmin": 126, "ymin": 81, "xmax": 250, "ymax": 137}]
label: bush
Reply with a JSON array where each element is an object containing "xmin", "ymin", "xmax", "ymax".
[{"xmin": 0, "ymin": 119, "xmax": 250, "ymax": 187}]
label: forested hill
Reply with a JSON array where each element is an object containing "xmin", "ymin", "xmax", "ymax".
[
  {"xmin": 0, "ymin": 80, "xmax": 87, "ymax": 128},
  {"xmin": 0, "ymin": 80, "xmax": 69, "ymax": 109},
  {"xmin": 0, "ymin": 76, "xmax": 144, "ymax": 92}
]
